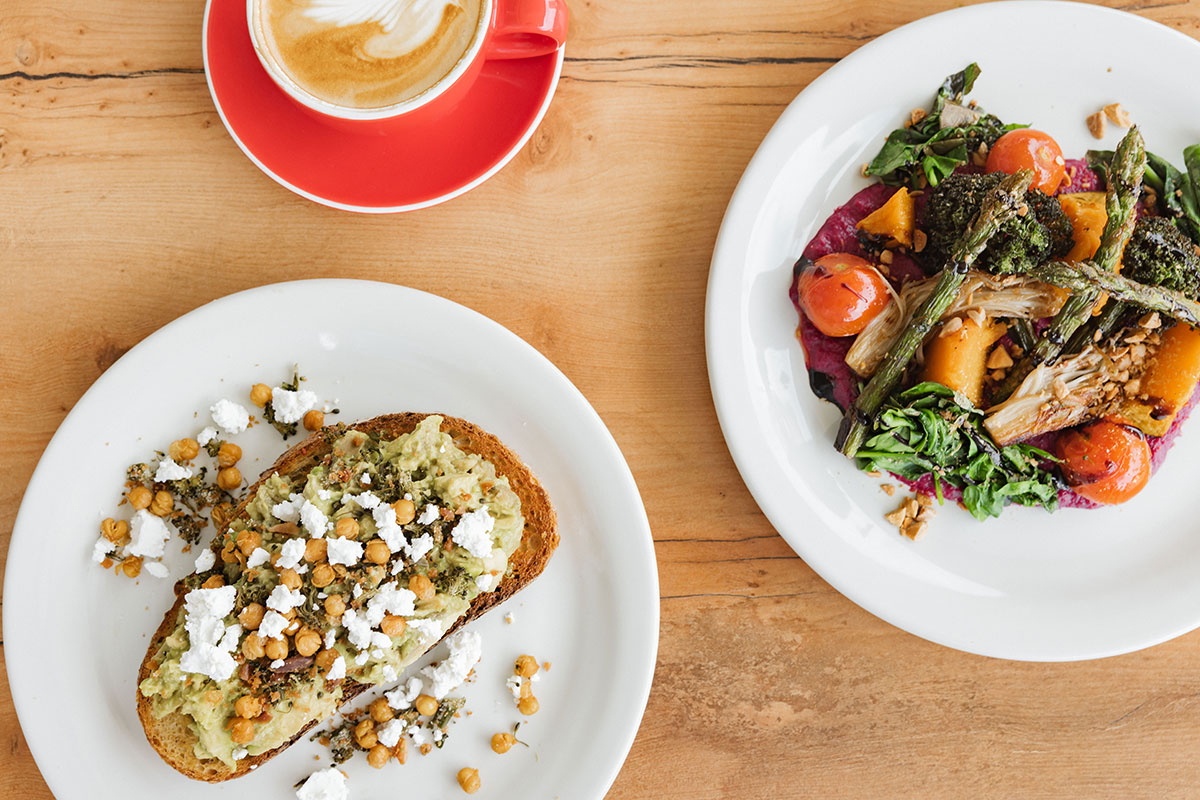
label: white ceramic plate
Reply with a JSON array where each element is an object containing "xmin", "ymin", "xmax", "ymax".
[
  {"xmin": 707, "ymin": 1, "xmax": 1200, "ymax": 661},
  {"xmin": 5, "ymin": 280, "xmax": 657, "ymax": 797}
]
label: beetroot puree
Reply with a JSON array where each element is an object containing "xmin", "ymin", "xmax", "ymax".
[{"xmin": 791, "ymin": 160, "xmax": 1198, "ymax": 510}]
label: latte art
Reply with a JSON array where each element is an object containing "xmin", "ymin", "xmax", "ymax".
[{"xmin": 256, "ymin": 0, "xmax": 484, "ymax": 110}]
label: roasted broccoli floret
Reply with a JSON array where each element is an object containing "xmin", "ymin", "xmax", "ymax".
[
  {"xmin": 1122, "ymin": 215, "xmax": 1200, "ymax": 296},
  {"xmin": 920, "ymin": 172, "xmax": 1074, "ymax": 275}
]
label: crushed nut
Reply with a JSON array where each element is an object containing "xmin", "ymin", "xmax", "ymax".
[
  {"xmin": 940, "ymin": 316, "xmax": 965, "ymax": 337},
  {"xmin": 1102, "ymin": 102, "xmax": 1131, "ymax": 127},
  {"xmin": 909, "ymin": 108, "xmax": 928, "ymax": 127},
  {"xmin": 986, "ymin": 347, "xmax": 1014, "ymax": 370},
  {"xmin": 1138, "ymin": 312, "xmax": 1161, "ymax": 330},
  {"xmin": 913, "ymin": 229, "xmax": 927, "ymax": 253},
  {"xmin": 1086, "ymin": 111, "xmax": 1106, "ymax": 139},
  {"xmin": 880, "ymin": 483, "xmax": 896, "ymax": 496}
]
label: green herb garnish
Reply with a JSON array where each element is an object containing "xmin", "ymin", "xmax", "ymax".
[{"xmin": 856, "ymin": 382, "xmax": 1060, "ymax": 520}]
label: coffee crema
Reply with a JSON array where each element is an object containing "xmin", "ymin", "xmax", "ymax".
[{"xmin": 256, "ymin": 0, "xmax": 484, "ymax": 110}]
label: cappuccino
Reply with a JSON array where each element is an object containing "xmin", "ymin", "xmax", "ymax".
[{"xmin": 255, "ymin": 0, "xmax": 485, "ymax": 110}]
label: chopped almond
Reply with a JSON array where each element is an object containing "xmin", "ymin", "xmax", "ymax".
[
  {"xmin": 1086, "ymin": 111, "xmax": 1106, "ymax": 140},
  {"xmin": 1103, "ymin": 102, "xmax": 1131, "ymax": 127}
]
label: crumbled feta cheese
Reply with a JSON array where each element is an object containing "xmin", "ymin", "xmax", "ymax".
[
  {"xmin": 475, "ymin": 573, "xmax": 497, "ymax": 592},
  {"xmin": 354, "ymin": 651, "xmax": 369, "ymax": 666},
  {"xmin": 271, "ymin": 388, "xmax": 320, "ymax": 424},
  {"xmin": 432, "ymin": 726, "xmax": 444, "ymax": 743},
  {"xmin": 360, "ymin": 473, "xmax": 372, "ymax": 486},
  {"xmin": 154, "ymin": 457, "xmax": 193, "ymax": 482},
  {"xmin": 267, "ymin": 584, "xmax": 304, "ymax": 613},
  {"xmin": 450, "ymin": 507, "xmax": 495, "ymax": 558},
  {"xmin": 144, "ymin": 561, "xmax": 169, "ymax": 578},
  {"xmin": 381, "ymin": 665, "xmax": 397, "ymax": 682},
  {"xmin": 194, "ymin": 549, "xmax": 216, "ymax": 572},
  {"xmin": 277, "ymin": 537, "xmax": 306, "ymax": 569},
  {"xmin": 197, "ymin": 426, "xmax": 219, "ymax": 446},
  {"xmin": 342, "ymin": 608, "xmax": 374, "ymax": 650},
  {"xmin": 270, "ymin": 658, "xmax": 285, "ymax": 669},
  {"xmin": 296, "ymin": 767, "xmax": 348, "ymax": 800},
  {"xmin": 259, "ymin": 610, "xmax": 289, "ymax": 640},
  {"xmin": 407, "ymin": 533, "xmax": 434, "ymax": 563},
  {"xmin": 354, "ymin": 491, "xmax": 381, "ymax": 510},
  {"xmin": 407, "ymin": 618, "xmax": 444, "ymax": 644},
  {"xmin": 326, "ymin": 655, "xmax": 346, "ymax": 680},
  {"xmin": 246, "ymin": 547, "xmax": 269, "ymax": 568},
  {"xmin": 127, "ymin": 509, "xmax": 171, "ymax": 559},
  {"xmin": 408, "ymin": 725, "xmax": 432, "ymax": 748},
  {"xmin": 300, "ymin": 500, "xmax": 331, "ymax": 538},
  {"xmin": 92, "ymin": 536, "xmax": 115, "ymax": 563},
  {"xmin": 210, "ymin": 399, "xmax": 250, "ymax": 434},
  {"xmin": 376, "ymin": 718, "xmax": 406, "ymax": 748},
  {"xmin": 178, "ymin": 586, "xmax": 239, "ymax": 681},
  {"xmin": 385, "ymin": 677, "xmax": 423, "ymax": 710},
  {"xmin": 371, "ymin": 503, "xmax": 405, "ymax": 553},
  {"xmin": 324, "ymin": 628, "xmax": 338, "ymax": 649},
  {"xmin": 420, "ymin": 630, "xmax": 482, "ymax": 698},
  {"xmin": 504, "ymin": 612, "xmax": 514, "ymax": 625},
  {"xmin": 416, "ymin": 503, "xmax": 439, "ymax": 525},
  {"xmin": 326, "ymin": 537, "xmax": 363, "ymax": 567},
  {"xmin": 506, "ymin": 675, "xmax": 522, "ymax": 699},
  {"xmin": 272, "ymin": 493, "xmax": 304, "ymax": 523},
  {"xmin": 232, "ymin": 747, "xmax": 248, "ymax": 760},
  {"xmin": 371, "ymin": 648, "xmax": 385, "ymax": 659},
  {"xmin": 365, "ymin": 583, "xmax": 416, "ymax": 625}
]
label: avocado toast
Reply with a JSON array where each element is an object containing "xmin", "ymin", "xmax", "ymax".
[{"xmin": 136, "ymin": 413, "xmax": 558, "ymax": 781}]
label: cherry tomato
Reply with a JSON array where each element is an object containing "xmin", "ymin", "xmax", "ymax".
[
  {"xmin": 795, "ymin": 253, "xmax": 890, "ymax": 338},
  {"xmin": 985, "ymin": 129, "xmax": 1067, "ymax": 194},
  {"xmin": 1055, "ymin": 420, "xmax": 1151, "ymax": 505}
]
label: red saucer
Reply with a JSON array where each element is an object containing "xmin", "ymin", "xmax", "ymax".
[{"xmin": 202, "ymin": 0, "xmax": 563, "ymax": 212}]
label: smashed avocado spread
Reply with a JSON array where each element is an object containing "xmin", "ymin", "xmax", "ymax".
[{"xmin": 138, "ymin": 416, "xmax": 523, "ymax": 768}]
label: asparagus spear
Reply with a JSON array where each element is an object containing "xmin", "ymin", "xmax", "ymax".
[
  {"xmin": 1030, "ymin": 260, "xmax": 1200, "ymax": 327},
  {"xmin": 994, "ymin": 127, "xmax": 1146, "ymax": 400},
  {"xmin": 835, "ymin": 169, "xmax": 1034, "ymax": 457}
]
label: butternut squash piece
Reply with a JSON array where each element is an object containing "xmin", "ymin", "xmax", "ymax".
[
  {"xmin": 1059, "ymin": 191, "xmax": 1120, "ymax": 315},
  {"xmin": 1110, "ymin": 323, "xmax": 1200, "ymax": 437},
  {"xmin": 921, "ymin": 316, "xmax": 1008, "ymax": 407},
  {"xmin": 857, "ymin": 187, "xmax": 914, "ymax": 247}
]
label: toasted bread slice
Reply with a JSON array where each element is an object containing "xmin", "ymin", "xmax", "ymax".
[{"xmin": 136, "ymin": 413, "xmax": 557, "ymax": 781}]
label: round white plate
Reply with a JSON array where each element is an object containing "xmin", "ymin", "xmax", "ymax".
[
  {"xmin": 6, "ymin": 280, "xmax": 657, "ymax": 797},
  {"xmin": 707, "ymin": 1, "xmax": 1200, "ymax": 661}
]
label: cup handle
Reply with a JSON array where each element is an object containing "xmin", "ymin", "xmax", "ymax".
[{"xmin": 485, "ymin": 0, "xmax": 568, "ymax": 60}]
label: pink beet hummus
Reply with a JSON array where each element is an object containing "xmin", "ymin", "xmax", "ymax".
[{"xmin": 791, "ymin": 159, "xmax": 1198, "ymax": 511}]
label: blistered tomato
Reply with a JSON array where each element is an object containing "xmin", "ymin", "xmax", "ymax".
[
  {"xmin": 986, "ymin": 129, "xmax": 1067, "ymax": 194},
  {"xmin": 795, "ymin": 253, "xmax": 891, "ymax": 338},
  {"xmin": 1055, "ymin": 420, "xmax": 1151, "ymax": 505}
]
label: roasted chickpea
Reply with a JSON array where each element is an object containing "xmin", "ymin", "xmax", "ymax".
[
  {"xmin": 392, "ymin": 498, "xmax": 416, "ymax": 525},
  {"xmin": 121, "ymin": 556, "xmax": 143, "ymax": 578},
  {"xmin": 333, "ymin": 516, "xmax": 359, "ymax": 539},
  {"xmin": 314, "ymin": 648, "xmax": 338, "ymax": 672},
  {"xmin": 128, "ymin": 485, "xmax": 153, "ymax": 511},
  {"xmin": 236, "ymin": 529, "xmax": 261, "ymax": 557},
  {"xmin": 303, "ymin": 410, "xmax": 325, "ymax": 431},
  {"xmin": 364, "ymin": 539, "xmax": 390, "ymax": 565},
  {"xmin": 202, "ymin": 574, "xmax": 225, "ymax": 589},
  {"xmin": 217, "ymin": 442, "xmax": 242, "ymax": 468},
  {"xmin": 491, "ymin": 732, "xmax": 516, "ymax": 754},
  {"xmin": 264, "ymin": 637, "xmax": 289, "ymax": 661},
  {"xmin": 211, "ymin": 501, "xmax": 235, "ymax": 530},
  {"xmin": 239, "ymin": 602, "xmax": 265, "ymax": 630},
  {"xmin": 514, "ymin": 655, "xmax": 539, "ymax": 678},
  {"xmin": 149, "ymin": 490, "xmax": 174, "ymax": 517},
  {"xmin": 100, "ymin": 517, "xmax": 129, "ymax": 544},
  {"xmin": 278, "ymin": 567, "xmax": 302, "ymax": 590},
  {"xmin": 217, "ymin": 466, "xmax": 242, "ymax": 491},
  {"xmin": 304, "ymin": 538, "xmax": 328, "ymax": 563},
  {"xmin": 367, "ymin": 743, "xmax": 390, "ymax": 769},
  {"xmin": 354, "ymin": 719, "xmax": 378, "ymax": 749},
  {"xmin": 517, "ymin": 695, "xmax": 539, "ymax": 716},
  {"xmin": 242, "ymin": 633, "xmax": 266, "ymax": 660},
  {"xmin": 229, "ymin": 717, "xmax": 256, "ymax": 744},
  {"xmin": 312, "ymin": 563, "xmax": 336, "ymax": 588},
  {"xmin": 169, "ymin": 438, "xmax": 200, "ymax": 462},
  {"xmin": 249, "ymin": 383, "xmax": 272, "ymax": 407},
  {"xmin": 283, "ymin": 616, "xmax": 302, "ymax": 636},
  {"xmin": 408, "ymin": 574, "xmax": 435, "ymax": 600},
  {"xmin": 414, "ymin": 694, "xmax": 438, "ymax": 717},
  {"xmin": 324, "ymin": 594, "xmax": 346, "ymax": 618},
  {"xmin": 369, "ymin": 697, "xmax": 394, "ymax": 724},
  {"xmin": 234, "ymin": 695, "xmax": 263, "ymax": 719},
  {"xmin": 294, "ymin": 628, "xmax": 322, "ymax": 657},
  {"xmin": 380, "ymin": 615, "xmax": 407, "ymax": 637},
  {"xmin": 457, "ymin": 768, "xmax": 481, "ymax": 794},
  {"xmin": 206, "ymin": 689, "xmax": 223, "ymax": 704}
]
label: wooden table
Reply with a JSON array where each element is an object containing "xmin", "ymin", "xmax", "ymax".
[{"xmin": 4, "ymin": 0, "xmax": 1200, "ymax": 796}]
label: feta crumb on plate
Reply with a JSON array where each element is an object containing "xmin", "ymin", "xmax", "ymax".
[
  {"xmin": 143, "ymin": 561, "xmax": 169, "ymax": 579},
  {"xmin": 126, "ymin": 509, "xmax": 171, "ymax": 559},
  {"xmin": 296, "ymin": 767, "xmax": 348, "ymax": 800},
  {"xmin": 209, "ymin": 398, "xmax": 250, "ymax": 435},
  {"xmin": 154, "ymin": 457, "xmax": 192, "ymax": 482},
  {"xmin": 271, "ymin": 388, "xmax": 319, "ymax": 424},
  {"xmin": 197, "ymin": 426, "xmax": 219, "ymax": 446},
  {"xmin": 194, "ymin": 548, "xmax": 216, "ymax": 572}
]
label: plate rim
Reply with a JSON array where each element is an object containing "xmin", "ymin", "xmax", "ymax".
[
  {"xmin": 705, "ymin": 0, "xmax": 1200, "ymax": 662},
  {"xmin": 4, "ymin": 278, "xmax": 659, "ymax": 798},
  {"xmin": 201, "ymin": 0, "xmax": 565, "ymax": 214}
]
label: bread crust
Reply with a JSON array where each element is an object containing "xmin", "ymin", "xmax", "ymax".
[{"xmin": 135, "ymin": 413, "xmax": 558, "ymax": 781}]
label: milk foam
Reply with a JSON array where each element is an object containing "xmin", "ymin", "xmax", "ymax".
[{"xmin": 304, "ymin": 0, "xmax": 462, "ymax": 59}]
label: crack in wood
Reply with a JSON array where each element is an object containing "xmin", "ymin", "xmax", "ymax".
[
  {"xmin": 661, "ymin": 590, "xmax": 830, "ymax": 601},
  {"xmin": 0, "ymin": 67, "xmax": 204, "ymax": 82},
  {"xmin": 565, "ymin": 54, "xmax": 839, "ymax": 66}
]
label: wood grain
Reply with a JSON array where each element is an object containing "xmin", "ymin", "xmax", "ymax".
[{"xmin": 4, "ymin": 0, "xmax": 1200, "ymax": 797}]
